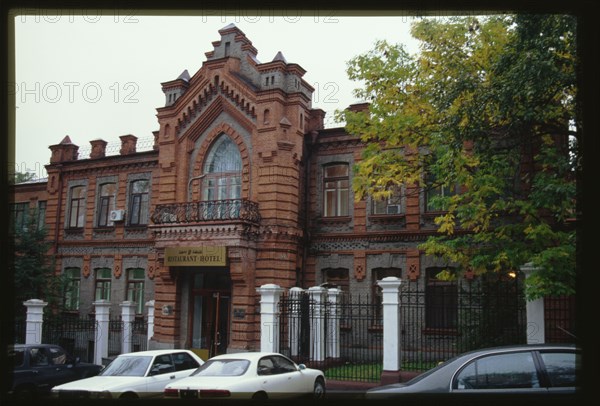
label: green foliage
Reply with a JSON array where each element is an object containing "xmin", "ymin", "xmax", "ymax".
[
  {"xmin": 12, "ymin": 211, "xmax": 65, "ymax": 311},
  {"xmin": 10, "ymin": 171, "xmax": 36, "ymax": 185},
  {"xmin": 338, "ymin": 15, "xmax": 577, "ymax": 299}
]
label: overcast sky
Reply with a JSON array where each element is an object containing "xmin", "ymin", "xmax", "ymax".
[{"xmin": 11, "ymin": 11, "xmax": 435, "ymax": 179}]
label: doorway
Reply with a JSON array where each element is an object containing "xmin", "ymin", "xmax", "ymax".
[{"xmin": 189, "ymin": 271, "xmax": 231, "ymax": 359}]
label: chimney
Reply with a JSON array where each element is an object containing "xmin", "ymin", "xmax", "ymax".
[
  {"xmin": 89, "ymin": 139, "xmax": 108, "ymax": 159},
  {"xmin": 347, "ymin": 102, "xmax": 370, "ymax": 113},
  {"xmin": 152, "ymin": 130, "xmax": 159, "ymax": 151},
  {"xmin": 49, "ymin": 135, "xmax": 79, "ymax": 163},
  {"xmin": 119, "ymin": 134, "xmax": 137, "ymax": 155},
  {"xmin": 307, "ymin": 108, "xmax": 326, "ymax": 131}
]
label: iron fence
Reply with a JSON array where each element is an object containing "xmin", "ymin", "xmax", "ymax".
[
  {"xmin": 278, "ymin": 291, "xmax": 383, "ymax": 382},
  {"xmin": 41, "ymin": 316, "xmax": 97, "ymax": 363},
  {"xmin": 544, "ymin": 295, "xmax": 577, "ymax": 343},
  {"xmin": 278, "ymin": 274, "xmax": 530, "ymax": 381}
]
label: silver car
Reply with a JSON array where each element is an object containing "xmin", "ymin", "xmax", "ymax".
[{"xmin": 366, "ymin": 344, "xmax": 580, "ymax": 398}]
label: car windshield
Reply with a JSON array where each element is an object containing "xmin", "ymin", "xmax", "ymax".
[
  {"xmin": 100, "ymin": 355, "xmax": 152, "ymax": 377},
  {"xmin": 191, "ymin": 359, "xmax": 250, "ymax": 377}
]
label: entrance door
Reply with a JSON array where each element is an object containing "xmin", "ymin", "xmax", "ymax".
[{"xmin": 189, "ymin": 272, "xmax": 231, "ymax": 359}]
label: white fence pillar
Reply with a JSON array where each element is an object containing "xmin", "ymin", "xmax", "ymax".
[
  {"xmin": 327, "ymin": 288, "xmax": 341, "ymax": 359},
  {"xmin": 308, "ymin": 286, "xmax": 326, "ymax": 361},
  {"xmin": 120, "ymin": 301, "xmax": 136, "ymax": 354},
  {"xmin": 521, "ymin": 263, "xmax": 546, "ymax": 344},
  {"xmin": 94, "ymin": 300, "xmax": 111, "ymax": 365},
  {"xmin": 23, "ymin": 299, "xmax": 47, "ymax": 345},
  {"xmin": 289, "ymin": 287, "xmax": 304, "ymax": 357},
  {"xmin": 377, "ymin": 277, "xmax": 402, "ymax": 384},
  {"xmin": 257, "ymin": 284, "xmax": 284, "ymax": 353},
  {"xmin": 146, "ymin": 300, "xmax": 155, "ymax": 348}
]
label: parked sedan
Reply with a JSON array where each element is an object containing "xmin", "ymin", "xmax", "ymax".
[
  {"xmin": 8, "ymin": 343, "xmax": 103, "ymax": 399},
  {"xmin": 164, "ymin": 352, "xmax": 326, "ymax": 400},
  {"xmin": 51, "ymin": 349, "xmax": 204, "ymax": 399},
  {"xmin": 366, "ymin": 344, "xmax": 580, "ymax": 398}
]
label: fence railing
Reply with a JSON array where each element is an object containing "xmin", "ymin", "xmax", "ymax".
[
  {"xmin": 151, "ymin": 199, "xmax": 261, "ymax": 225},
  {"xmin": 277, "ymin": 275, "xmax": 533, "ymax": 381},
  {"xmin": 16, "ymin": 299, "xmax": 155, "ymax": 365}
]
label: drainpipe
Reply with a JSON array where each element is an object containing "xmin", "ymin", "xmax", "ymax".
[
  {"xmin": 301, "ymin": 131, "xmax": 318, "ymax": 289},
  {"xmin": 187, "ymin": 174, "xmax": 206, "ymax": 201},
  {"xmin": 53, "ymin": 166, "xmax": 63, "ymax": 255}
]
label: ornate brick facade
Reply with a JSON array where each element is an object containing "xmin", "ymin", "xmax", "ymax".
[{"xmin": 11, "ymin": 24, "xmax": 456, "ymax": 355}]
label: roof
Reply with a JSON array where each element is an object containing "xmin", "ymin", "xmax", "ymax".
[
  {"xmin": 116, "ymin": 349, "xmax": 195, "ymax": 357},
  {"xmin": 208, "ymin": 352, "xmax": 284, "ymax": 361}
]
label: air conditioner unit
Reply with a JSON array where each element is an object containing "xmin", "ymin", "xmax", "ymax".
[
  {"xmin": 109, "ymin": 209, "xmax": 125, "ymax": 222},
  {"xmin": 387, "ymin": 205, "xmax": 401, "ymax": 215}
]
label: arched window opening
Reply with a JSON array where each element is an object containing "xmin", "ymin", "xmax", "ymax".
[{"xmin": 202, "ymin": 135, "xmax": 242, "ymax": 202}]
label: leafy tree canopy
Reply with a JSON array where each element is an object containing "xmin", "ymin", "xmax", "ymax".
[
  {"xmin": 10, "ymin": 171, "xmax": 36, "ymax": 185},
  {"xmin": 337, "ymin": 14, "xmax": 577, "ymax": 299},
  {"xmin": 12, "ymin": 211, "xmax": 64, "ymax": 313}
]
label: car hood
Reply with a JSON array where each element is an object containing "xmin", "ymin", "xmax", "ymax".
[{"xmin": 52, "ymin": 376, "xmax": 144, "ymax": 392}]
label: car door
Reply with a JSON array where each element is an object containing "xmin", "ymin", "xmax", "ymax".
[
  {"xmin": 26, "ymin": 346, "xmax": 65, "ymax": 392},
  {"xmin": 145, "ymin": 353, "xmax": 193, "ymax": 396},
  {"xmin": 46, "ymin": 345, "xmax": 82, "ymax": 387},
  {"xmin": 257, "ymin": 355, "xmax": 305, "ymax": 398}
]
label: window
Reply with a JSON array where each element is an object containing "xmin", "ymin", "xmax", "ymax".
[
  {"xmin": 29, "ymin": 347, "xmax": 49, "ymax": 366},
  {"xmin": 372, "ymin": 268, "xmax": 402, "ymax": 324},
  {"xmin": 323, "ymin": 164, "xmax": 349, "ymax": 217},
  {"xmin": 202, "ymin": 135, "xmax": 242, "ymax": 201},
  {"xmin": 150, "ymin": 354, "xmax": 176, "ymax": 375},
  {"xmin": 322, "ymin": 268, "xmax": 349, "ymax": 292},
  {"xmin": 97, "ymin": 183, "xmax": 116, "ymax": 227},
  {"xmin": 201, "ymin": 135, "xmax": 242, "ymax": 219},
  {"xmin": 455, "ymin": 352, "xmax": 540, "ymax": 390},
  {"xmin": 69, "ymin": 186, "xmax": 86, "ymax": 228},
  {"xmin": 172, "ymin": 352, "xmax": 202, "ymax": 372},
  {"xmin": 64, "ymin": 268, "xmax": 81, "ymax": 311},
  {"xmin": 129, "ymin": 180, "xmax": 150, "ymax": 226},
  {"xmin": 539, "ymin": 351, "xmax": 580, "ymax": 388},
  {"xmin": 48, "ymin": 346, "xmax": 68, "ymax": 365},
  {"xmin": 10, "ymin": 202, "xmax": 29, "ymax": 232},
  {"xmin": 425, "ymin": 267, "xmax": 457, "ymax": 330},
  {"xmin": 126, "ymin": 268, "xmax": 145, "ymax": 314},
  {"xmin": 37, "ymin": 201, "xmax": 46, "ymax": 230},
  {"xmin": 95, "ymin": 268, "xmax": 112, "ymax": 301},
  {"xmin": 372, "ymin": 186, "xmax": 403, "ymax": 215},
  {"xmin": 425, "ymin": 172, "xmax": 458, "ymax": 212}
]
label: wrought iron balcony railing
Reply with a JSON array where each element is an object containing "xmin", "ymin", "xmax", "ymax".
[{"xmin": 151, "ymin": 199, "xmax": 261, "ymax": 225}]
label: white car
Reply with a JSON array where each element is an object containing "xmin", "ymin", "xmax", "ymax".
[
  {"xmin": 164, "ymin": 352, "xmax": 326, "ymax": 400},
  {"xmin": 51, "ymin": 349, "xmax": 204, "ymax": 399}
]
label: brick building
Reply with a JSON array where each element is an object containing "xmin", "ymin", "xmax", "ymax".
[{"xmin": 10, "ymin": 24, "xmax": 498, "ymax": 357}]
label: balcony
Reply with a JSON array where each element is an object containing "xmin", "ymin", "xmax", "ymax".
[{"xmin": 151, "ymin": 199, "xmax": 261, "ymax": 225}]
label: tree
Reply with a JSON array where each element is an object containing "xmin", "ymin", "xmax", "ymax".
[
  {"xmin": 337, "ymin": 15, "xmax": 577, "ymax": 299},
  {"xmin": 12, "ymin": 210, "xmax": 65, "ymax": 314},
  {"xmin": 10, "ymin": 171, "xmax": 36, "ymax": 185}
]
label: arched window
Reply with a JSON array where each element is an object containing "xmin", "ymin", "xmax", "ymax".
[{"xmin": 202, "ymin": 135, "xmax": 242, "ymax": 201}]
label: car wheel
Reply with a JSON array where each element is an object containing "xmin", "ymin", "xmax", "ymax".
[
  {"xmin": 313, "ymin": 377, "xmax": 326, "ymax": 399},
  {"xmin": 252, "ymin": 391, "xmax": 268, "ymax": 400},
  {"xmin": 119, "ymin": 392, "xmax": 139, "ymax": 399},
  {"xmin": 13, "ymin": 385, "xmax": 37, "ymax": 401}
]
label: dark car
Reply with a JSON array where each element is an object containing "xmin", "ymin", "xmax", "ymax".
[
  {"xmin": 8, "ymin": 343, "xmax": 103, "ymax": 399},
  {"xmin": 366, "ymin": 344, "xmax": 580, "ymax": 398}
]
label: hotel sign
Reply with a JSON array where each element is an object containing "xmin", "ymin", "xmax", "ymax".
[{"xmin": 164, "ymin": 246, "xmax": 227, "ymax": 267}]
